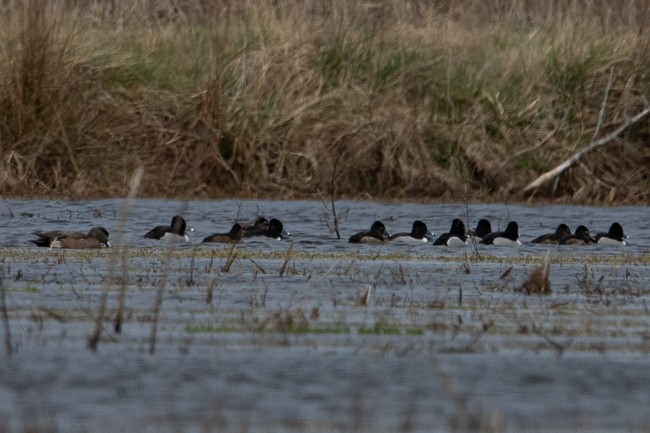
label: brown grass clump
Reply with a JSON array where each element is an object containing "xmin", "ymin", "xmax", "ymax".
[
  {"xmin": 1, "ymin": 0, "xmax": 650, "ymax": 202},
  {"xmin": 519, "ymin": 261, "xmax": 552, "ymax": 295}
]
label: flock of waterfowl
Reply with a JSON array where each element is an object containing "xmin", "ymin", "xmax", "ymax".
[
  {"xmin": 348, "ymin": 219, "xmax": 628, "ymax": 246},
  {"xmin": 28, "ymin": 214, "xmax": 629, "ymax": 249},
  {"xmin": 28, "ymin": 215, "xmax": 284, "ymax": 249}
]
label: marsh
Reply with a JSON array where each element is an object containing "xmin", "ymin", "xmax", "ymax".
[{"xmin": 1, "ymin": 199, "xmax": 649, "ymax": 432}]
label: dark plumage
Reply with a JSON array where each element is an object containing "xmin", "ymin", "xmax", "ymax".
[
  {"xmin": 144, "ymin": 215, "xmax": 190, "ymax": 241},
  {"xmin": 559, "ymin": 225, "xmax": 593, "ymax": 245},
  {"xmin": 202, "ymin": 223, "xmax": 243, "ymax": 244},
  {"xmin": 480, "ymin": 221, "xmax": 520, "ymax": 245},
  {"xmin": 242, "ymin": 217, "xmax": 269, "ymax": 237},
  {"xmin": 531, "ymin": 223, "xmax": 571, "ymax": 244},
  {"xmin": 594, "ymin": 222, "xmax": 628, "ymax": 246},
  {"xmin": 243, "ymin": 218, "xmax": 285, "ymax": 240},
  {"xmin": 470, "ymin": 219, "xmax": 492, "ymax": 240},
  {"xmin": 388, "ymin": 220, "xmax": 431, "ymax": 242},
  {"xmin": 433, "ymin": 218, "xmax": 468, "ymax": 246},
  {"xmin": 349, "ymin": 221, "xmax": 388, "ymax": 243}
]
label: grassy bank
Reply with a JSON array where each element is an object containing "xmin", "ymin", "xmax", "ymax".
[{"xmin": 1, "ymin": 0, "xmax": 649, "ymax": 203}]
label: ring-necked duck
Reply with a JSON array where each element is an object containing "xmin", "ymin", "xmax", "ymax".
[
  {"xmin": 388, "ymin": 220, "xmax": 432, "ymax": 242},
  {"xmin": 531, "ymin": 223, "xmax": 571, "ymax": 244},
  {"xmin": 202, "ymin": 223, "xmax": 243, "ymax": 244},
  {"xmin": 559, "ymin": 225, "xmax": 594, "ymax": 245},
  {"xmin": 242, "ymin": 217, "xmax": 269, "ymax": 237},
  {"xmin": 433, "ymin": 218, "xmax": 468, "ymax": 247},
  {"xmin": 30, "ymin": 227, "xmax": 111, "ymax": 249},
  {"xmin": 594, "ymin": 222, "xmax": 628, "ymax": 246},
  {"xmin": 244, "ymin": 218, "xmax": 285, "ymax": 240},
  {"xmin": 144, "ymin": 215, "xmax": 190, "ymax": 241},
  {"xmin": 470, "ymin": 219, "xmax": 492, "ymax": 241},
  {"xmin": 349, "ymin": 221, "xmax": 389, "ymax": 243},
  {"xmin": 480, "ymin": 221, "xmax": 521, "ymax": 245}
]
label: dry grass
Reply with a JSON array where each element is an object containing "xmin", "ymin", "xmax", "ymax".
[
  {"xmin": 1, "ymin": 0, "xmax": 650, "ymax": 202},
  {"xmin": 519, "ymin": 263, "xmax": 552, "ymax": 295}
]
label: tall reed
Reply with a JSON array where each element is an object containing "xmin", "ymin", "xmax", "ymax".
[
  {"xmin": 0, "ymin": 270, "xmax": 12, "ymax": 358},
  {"xmin": 1, "ymin": 0, "xmax": 649, "ymax": 202}
]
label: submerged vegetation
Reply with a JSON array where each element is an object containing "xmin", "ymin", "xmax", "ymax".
[
  {"xmin": 1, "ymin": 0, "xmax": 650, "ymax": 203},
  {"xmin": 2, "ymin": 246, "xmax": 649, "ymax": 267},
  {"xmin": 2, "ymin": 241, "xmax": 650, "ymax": 358}
]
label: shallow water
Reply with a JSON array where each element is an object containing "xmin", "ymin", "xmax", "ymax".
[
  {"xmin": 1, "ymin": 199, "xmax": 649, "ymax": 432},
  {"xmin": 2, "ymin": 199, "xmax": 649, "ymax": 250}
]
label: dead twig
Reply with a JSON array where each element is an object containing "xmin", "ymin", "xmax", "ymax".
[
  {"xmin": 206, "ymin": 279, "xmax": 216, "ymax": 304},
  {"xmin": 329, "ymin": 153, "xmax": 343, "ymax": 239},
  {"xmin": 279, "ymin": 244, "xmax": 293, "ymax": 277},
  {"xmin": 114, "ymin": 243, "xmax": 129, "ymax": 334},
  {"xmin": 221, "ymin": 242, "xmax": 238, "ymax": 273},
  {"xmin": 0, "ymin": 271, "xmax": 12, "ymax": 358},
  {"xmin": 149, "ymin": 204, "xmax": 187, "ymax": 354},
  {"xmin": 360, "ymin": 285, "xmax": 372, "ymax": 306},
  {"xmin": 90, "ymin": 166, "xmax": 143, "ymax": 350},
  {"xmin": 591, "ymin": 68, "xmax": 614, "ymax": 142},
  {"xmin": 463, "ymin": 197, "xmax": 481, "ymax": 260},
  {"xmin": 523, "ymin": 107, "xmax": 650, "ymax": 193}
]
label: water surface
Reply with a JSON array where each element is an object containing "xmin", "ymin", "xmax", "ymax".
[{"xmin": 1, "ymin": 199, "xmax": 649, "ymax": 432}]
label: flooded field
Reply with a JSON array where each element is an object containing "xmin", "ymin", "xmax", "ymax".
[{"xmin": 1, "ymin": 199, "xmax": 649, "ymax": 433}]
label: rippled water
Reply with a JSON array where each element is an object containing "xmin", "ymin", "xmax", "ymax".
[
  {"xmin": 2, "ymin": 199, "xmax": 649, "ymax": 249},
  {"xmin": 1, "ymin": 199, "xmax": 649, "ymax": 432}
]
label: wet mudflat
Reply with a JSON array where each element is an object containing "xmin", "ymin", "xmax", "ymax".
[{"xmin": 1, "ymin": 199, "xmax": 650, "ymax": 433}]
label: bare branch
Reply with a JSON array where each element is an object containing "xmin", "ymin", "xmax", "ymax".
[{"xmin": 523, "ymin": 107, "xmax": 650, "ymax": 194}]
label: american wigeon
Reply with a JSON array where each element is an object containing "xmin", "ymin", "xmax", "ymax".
[
  {"xmin": 202, "ymin": 223, "xmax": 243, "ymax": 244},
  {"xmin": 243, "ymin": 218, "xmax": 285, "ymax": 240},
  {"xmin": 559, "ymin": 225, "xmax": 594, "ymax": 245},
  {"xmin": 594, "ymin": 222, "xmax": 628, "ymax": 246},
  {"xmin": 470, "ymin": 219, "xmax": 492, "ymax": 240},
  {"xmin": 388, "ymin": 220, "xmax": 432, "ymax": 242},
  {"xmin": 30, "ymin": 227, "xmax": 111, "ymax": 249},
  {"xmin": 531, "ymin": 223, "xmax": 572, "ymax": 244},
  {"xmin": 433, "ymin": 218, "xmax": 468, "ymax": 247},
  {"xmin": 480, "ymin": 221, "xmax": 521, "ymax": 245},
  {"xmin": 144, "ymin": 215, "xmax": 190, "ymax": 241},
  {"xmin": 349, "ymin": 221, "xmax": 388, "ymax": 243}
]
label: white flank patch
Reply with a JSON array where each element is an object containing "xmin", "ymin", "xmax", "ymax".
[
  {"xmin": 446, "ymin": 237, "xmax": 468, "ymax": 248},
  {"xmin": 597, "ymin": 237, "xmax": 626, "ymax": 246},
  {"xmin": 492, "ymin": 237, "xmax": 521, "ymax": 246},
  {"xmin": 391, "ymin": 236, "xmax": 428, "ymax": 242},
  {"xmin": 162, "ymin": 232, "xmax": 190, "ymax": 242}
]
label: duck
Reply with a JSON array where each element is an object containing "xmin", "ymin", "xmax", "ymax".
[
  {"xmin": 480, "ymin": 221, "xmax": 521, "ymax": 245},
  {"xmin": 243, "ymin": 218, "xmax": 285, "ymax": 240},
  {"xmin": 241, "ymin": 217, "xmax": 269, "ymax": 237},
  {"xmin": 202, "ymin": 223, "xmax": 243, "ymax": 244},
  {"xmin": 144, "ymin": 215, "xmax": 190, "ymax": 241},
  {"xmin": 470, "ymin": 219, "xmax": 492, "ymax": 241},
  {"xmin": 433, "ymin": 218, "xmax": 468, "ymax": 247},
  {"xmin": 594, "ymin": 222, "xmax": 628, "ymax": 246},
  {"xmin": 388, "ymin": 220, "xmax": 432, "ymax": 242},
  {"xmin": 559, "ymin": 225, "xmax": 594, "ymax": 245},
  {"xmin": 531, "ymin": 223, "xmax": 572, "ymax": 244},
  {"xmin": 349, "ymin": 221, "xmax": 389, "ymax": 243},
  {"xmin": 30, "ymin": 227, "xmax": 111, "ymax": 249}
]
